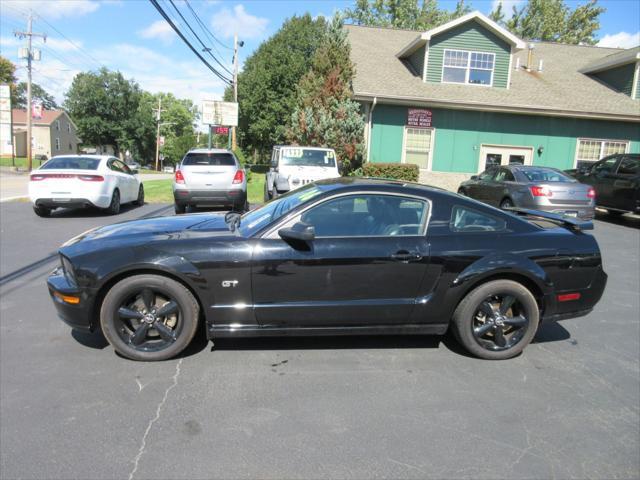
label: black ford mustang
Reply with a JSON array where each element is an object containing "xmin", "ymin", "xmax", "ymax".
[{"xmin": 47, "ymin": 178, "xmax": 607, "ymax": 361}]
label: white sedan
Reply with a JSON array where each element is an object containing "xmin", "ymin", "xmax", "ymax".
[{"xmin": 29, "ymin": 155, "xmax": 144, "ymax": 217}]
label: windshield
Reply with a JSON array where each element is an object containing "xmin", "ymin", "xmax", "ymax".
[
  {"xmin": 182, "ymin": 153, "xmax": 236, "ymax": 166},
  {"xmin": 40, "ymin": 157, "xmax": 100, "ymax": 170},
  {"xmin": 280, "ymin": 148, "xmax": 336, "ymax": 167},
  {"xmin": 237, "ymin": 183, "xmax": 331, "ymax": 237},
  {"xmin": 520, "ymin": 168, "xmax": 576, "ymax": 183}
]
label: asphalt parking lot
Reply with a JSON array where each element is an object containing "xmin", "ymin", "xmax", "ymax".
[{"xmin": 0, "ymin": 203, "xmax": 638, "ymax": 480}]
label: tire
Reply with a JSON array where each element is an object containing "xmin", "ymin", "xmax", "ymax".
[
  {"xmin": 264, "ymin": 183, "xmax": 271, "ymax": 202},
  {"xmin": 106, "ymin": 189, "xmax": 120, "ymax": 215},
  {"xmin": 606, "ymin": 209, "xmax": 624, "ymax": 216},
  {"xmin": 234, "ymin": 200, "xmax": 250, "ymax": 212},
  {"xmin": 272, "ymin": 189, "xmax": 280, "ymax": 199},
  {"xmin": 133, "ymin": 185, "xmax": 144, "ymax": 206},
  {"xmin": 452, "ymin": 279, "xmax": 539, "ymax": 360},
  {"xmin": 33, "ymin": 205, "xmax": 51, "ymax": 217},
  {"xmin": 100, "ymin": 274, "xmax": 200, "ymax": 361},
  {"xmin": 500, "ymin": 198, "xmax": 514, "ymax": 209},
  {"xmin": 457, "ymin": 188, "xmax": 466, "ymax": 196},
  {"xmin": 174, "ymin": 203, "xmax": 186, "ymax": 214}
]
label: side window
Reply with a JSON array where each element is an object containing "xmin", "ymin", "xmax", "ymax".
[
  {"xmin": 300, "ymin": 194, "xmax": 429, "ymax": 237},
  {"xmin": 616, "ymin": 157, "xmax": 639, "ymax": 176},
  {"xmin": 450, "ymin": 205, "xmax": 506, "ymax": 233},
  {"xmin": 592, "ymin": 157, "xmax": 618, "ymax": 175},
  {"xmin": 479, "ymin": 168, "xmax": 497, "ymax": 181},
  {"xmin": 108, "ymin": 159, "xmax": 123, "ymax": 173},
  {"xmin": 494, "ymin": 168, "xmax": 514, "ymax": 182},
  {"xmin": 116, "ymin": 160, "xmax": 132, "ymax": 174}
]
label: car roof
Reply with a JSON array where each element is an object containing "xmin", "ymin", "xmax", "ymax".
[
  {"xmin": 187, "ymin": 148, "xmax": 232, "ymax": 154},
  {"xmin": 275, "ymin": 145, "xmax": 335, "ymax": 151},
  {"xmin": 313, "ymin": 177, "xmax": 452, "ymax": 198},
  {"xmin": 51, "ymin": 154, "xmax": 111, "ymax": 160}
]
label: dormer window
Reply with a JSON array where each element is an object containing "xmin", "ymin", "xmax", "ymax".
[{"xmin": 443, "ymin": 49, "xmax": 495, "ymax": 86}]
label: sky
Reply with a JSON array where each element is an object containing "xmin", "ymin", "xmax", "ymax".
[{"xmin": 1, "ymin": 0, "xmax": 639, "ymax": 116}]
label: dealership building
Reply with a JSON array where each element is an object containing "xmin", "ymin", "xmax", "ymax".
[{"xmin": 347, "ymin": 12, "xmax": 640, "ymax": 189}]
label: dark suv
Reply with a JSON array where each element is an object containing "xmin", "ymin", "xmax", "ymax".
[{"xmin": 567, "ymin": 154, "xmax": 640, "ymax": 216}]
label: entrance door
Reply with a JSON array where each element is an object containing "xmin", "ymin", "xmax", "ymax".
[{"xmin": 479, "ymin": 145, "xmax": 533, "ymax": 172}]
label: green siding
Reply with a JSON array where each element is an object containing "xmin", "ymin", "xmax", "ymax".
[
  {"xmin": 407, "ymin": 46, "xmax": 426, "ymax": 77},
  {"xmin": 426, "ymin": 20, "xmax": 511, "ymax": 88},
  {"xmin": 592, "ymin": 63, "xmax": 635, "ymax": 97},
  {"xmin": 369, "ymin": 104, "xmax": 640, "ymax": 172}
]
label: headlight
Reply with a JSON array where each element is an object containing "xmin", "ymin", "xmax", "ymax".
[{"xmin": 60, "ymin": 255, "xmax": 77, "ymax": 287}]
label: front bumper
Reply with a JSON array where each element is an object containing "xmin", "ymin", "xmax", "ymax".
[
  {"xmin": 173, "ymin": 189, "xmax": 246, "ymax": 207},
  {"xmin": 47, "ymin": 267, "xmax": 96, "ymax": 332}
]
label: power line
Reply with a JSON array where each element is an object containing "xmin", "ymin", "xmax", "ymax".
[
  {"xmin": 148, "ymin": 0, "xmax": 232, "ymax": 84},
  {"xmin": 184, "ymin": 0, "xmax": 233, "ymax": 52},
  {"xmin": 166, "ymin": 0, "xmax": 233, "ymax": 76}
]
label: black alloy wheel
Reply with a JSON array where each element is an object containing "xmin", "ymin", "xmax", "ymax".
[
  {"xmin": 100, "ymin": 274, "xmax": 200, "ymax": 361},
  {"xmin": 452, "ymin": 279, "xmax": 539, "ymax": 360},
  {"xmin": 500, "ymin": 198, "xmax": 514, "ymax": 209},
  {"xmin": 134, "ymin": 185, "xmax": 144, "ymax": 206},
  {"xmin": 107, "ymin": 189, "xmax": 120, "ymax": 215}
]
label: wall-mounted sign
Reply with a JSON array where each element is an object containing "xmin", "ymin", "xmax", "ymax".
[
  {"xmin": 407, "ymin": 108, "xmax": 432, "ymax": 128},
  {"xmin": 32, "ymin": 102, "xmax": 43, "ymax": 120},
  {"xmin": 202, "ymin": 100, "xmax": 238, "ymax": 127},
  {"xmin": 214, "ymin": 126, "xmax": 229, "ymax": 135},
  {"xmin": 0, "ymin": 85, "xmax": 12, "ymax": 156}
]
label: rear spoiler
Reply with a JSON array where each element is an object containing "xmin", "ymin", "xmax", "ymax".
[{"xmin": 506, "ymin": 208, "xmax": 594, "ymax": 231}]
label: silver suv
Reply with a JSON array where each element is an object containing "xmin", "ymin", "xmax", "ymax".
[{"xmin": 173, "ymin": 148, "xmax": 248, "ymax": 214}]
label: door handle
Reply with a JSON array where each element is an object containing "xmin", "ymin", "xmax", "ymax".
[{"xmin": 391, "ymin": 250, "xmax": 422, "ymax": 262}]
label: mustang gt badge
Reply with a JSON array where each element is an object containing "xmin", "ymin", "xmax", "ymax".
[{"xmin": 221, "ymin": 280, "xmax": 239, "ymax": 288}]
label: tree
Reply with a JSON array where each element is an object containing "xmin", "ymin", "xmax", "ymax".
[
  {"xmin": 0, "ymin": 56, "xmax": 19, "ymax": 107},
  {"xmin": 15, "ymin": 82, "xmax": 58, "ymax": 110},
  {"xmin": 287, "ymin": 16, "xmax": 365, "ymax": 173},
  {"xmin": 64, "ymin": 68, "xmax": 143, "ymax": 156},
  {"xmin": 344, "ymin": 0, "xmax": 471, "ymax": 31},
  {"xmin": 506, "ymin": 0, "xmax": 604, "ymax": 45},
  {"xmin": 225, "ymin": 14, "xmax": 327, "ymax": 158},
  {"xmin": 489, "ymin": 2, "xmax": 505, "ymax": 23}
]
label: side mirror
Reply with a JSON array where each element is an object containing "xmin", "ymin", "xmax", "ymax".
[
  {"xmin": 470, "ymin": 175, "xmax": 479, "ymax": 180},
  {"xmin": 278, "ymin": 221, "xmax": 315, "ymax": 242}
]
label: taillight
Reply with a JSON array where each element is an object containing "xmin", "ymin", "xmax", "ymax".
[
  {"xmin": 175, "ymin": 170, "xmax": 185, "ymax": 184},
  {"xmin": 557, "ymin": 293, "xmax": 581, "ymax": 302},
  {"xmin": 232, "ymin": 169, "xmax": 245, "ymax": 184},
  {"xmin": 587, "ymin": 187, "xmax": 596, "ymax": 199},
  {"xmin": 530, "ymin": 186, "xmax": 553, "ymax": 197},
  {"xmin": 30, "ymin": 174, "xmax": 47, "ymax": 181},
  {"xmin": 78, "ymin": 175, "xmax": 104, "ymax": 182}
]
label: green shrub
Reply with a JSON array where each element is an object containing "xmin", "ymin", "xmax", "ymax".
[
  {"xmin": 233, "ymin": 148, "xmax": 247, "ymax": 165},
  {"xmin": 249, "ymin": 164, "xmax": 270, "ymax": 174},
  {"xmin": 362, "ymin": 163, "xmax": 419, "ymax": 182}
]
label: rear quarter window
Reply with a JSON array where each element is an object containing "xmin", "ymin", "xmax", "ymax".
[
  {"xmin": 182, "ymin": 153, "xmax": 236, "ymax": 166},
  {"xmin": 450, "ymin": 206, "xmax": 506, "ymax": 233}
]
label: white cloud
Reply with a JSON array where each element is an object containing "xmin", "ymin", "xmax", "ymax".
[
  {"xmin": 138, "ymin": 20, "xmax": 175, "ymax": 45},
  {"xmin": 40, "ymin": 37, "xmax": 84, "ymax": 52},
  {"xmin": 490, "ymin": 0, "xmax": 524, "ymax": 14},
  {"xmin": 597, "ymin": 31, "xmax": 640, "ymax": 49},
  {"xmin": 3, "ymin": 0, "xmax": 100, "ymax": 20},
  {"xmin": 210, "ymin": 5, "xmax": 268, "ymax": 40}
]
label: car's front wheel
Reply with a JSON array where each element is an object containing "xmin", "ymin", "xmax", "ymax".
[
  {"xmin": 452, "ymin": 279, "xmax": 539, "ymax": 360},
  {"xmin": 100, "ymin": 274, "xmax": 200, "ymax": 361},
  {"xmin": 33, "ymin": 205, "xmax": 51, "ymax": 217}
]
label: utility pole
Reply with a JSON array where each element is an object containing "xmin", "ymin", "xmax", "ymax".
[
  {"xmin": 232, "ymin": 33, "xmax": 242, "ymax": 151},
  {"xmin": 15, "ymin": 12, "xmax": 46, "ymax": 172},
  {"xmin": 153, "ymin": 97, "xmax": 164, "ymax": 171}
]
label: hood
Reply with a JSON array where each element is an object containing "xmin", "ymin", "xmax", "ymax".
[{"xmin": 62, "ymin": 212, "xmax": 231, "ymax": 248}]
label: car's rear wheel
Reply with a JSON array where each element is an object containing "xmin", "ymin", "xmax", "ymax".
[
  {"xmin": 100, "ymin": 274, "xmax": 200, "ymax": 361},
  {"xmin": 107, "ymin": 189, "xmax": 120, "ymax": 215},
  {"xmin": 457, "ymin": 188, "xmax": 466, "ymax": 196},
  {"xmin": 174, "ymin": 203, "xmax": 186, "ymax": 214},
  {"xmin": 133, "ymin": 185, "xmax": 144, "ymax": 206},
  {"xmin": 500, "ymin": 198, "xmax": 514, "ymax": 209},
  {"xmin": 452, "ymin": 279, "xmax": 539, "ymax": 360},
  {"xmin": 264, "ymin": 183, "xmax": 271, "ymax": 202},
  {"xmin": 234, "ymin": 199, "xmax": 250, "ymax": 212},
  {"xmin": 33, "ymin": 205, "xmax": 51, "ymax": 217}
]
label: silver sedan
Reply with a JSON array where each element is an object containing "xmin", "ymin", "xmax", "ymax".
[{"xmin": 458, "ymin": 165, "xmax": 595, "ymax": 220}]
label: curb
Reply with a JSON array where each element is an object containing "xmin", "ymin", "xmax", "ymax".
[{"xmin": 0, "ymin": 196, "xmax": 28, "ymax": 203}]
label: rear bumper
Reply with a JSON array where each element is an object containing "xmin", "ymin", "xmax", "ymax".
[
  {"xmin": 34, "ymin": 197, "xmax": 101, "ymax": 209},
  {"xmin": 173, "ymin": 189, "xmax": 246, "ymax": 207},
  {"xmin": 522, "ymin": 203, "xmax": 595, "ymax": 220},
  {"xmin": 47, "ymin": 267, "xmax": 96, "ymax": 332},
  {"xmin": 541, "ymin": 267, "xmax": 607, "ymax": 322}
]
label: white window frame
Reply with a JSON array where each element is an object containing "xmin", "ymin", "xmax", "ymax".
[
  {"xmin": 442, "ymin": 49, "xmax": 495, "ymax": 87},
  {"xmin": 574, "ymin": 138, "xmax": 630, "ymax": 168},
  {"xmin": 67, "ymin": 122, "xmax": 71, "ymax": 133},
  {"xmin": 55, "ymin": 120, "xmax": 60, "ymax": 131},
  {"xmin": 401, "ymin": 126, "xmax": 435, "ymax": 171},
  {"xmin": 55, "ymin": 137, "xmax": 60, "ymax": 150}
]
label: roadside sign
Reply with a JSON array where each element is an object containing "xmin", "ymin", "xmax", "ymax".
[
  {"xmin": 407, "ymin": 108, "xmax": 433, "ymax": 128},
  {"xmin": 159, "ymin": 136, "xmax": 165, "ymax": 147},
  {"xmin": 32, "ymin": 102, "xmax": 43, "ymax": 120},
  {"xmin": 214, "ymin": 126, "xmax": 229, "ymax": 135},
  {"xmin": 0, "ymin": 84, "xmax": 12, "ymax": 157},
  {"xmin": 202, "ymin": 100, "xmax": 238, "ymax": 126}
]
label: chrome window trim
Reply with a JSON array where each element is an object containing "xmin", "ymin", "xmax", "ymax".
[{"xmin": 259, "ymin": 190, "xmax": 433, "ymax": 240}]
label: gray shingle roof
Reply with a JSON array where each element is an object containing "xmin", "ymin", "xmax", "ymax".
[{"xmin": 346, "ymin": 24, "xmax": 640, "ymax": 121}]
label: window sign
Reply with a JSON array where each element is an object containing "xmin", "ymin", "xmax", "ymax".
[{"xmin": 407, "ymin": 109, "xmax": 433, "ymax": 128}]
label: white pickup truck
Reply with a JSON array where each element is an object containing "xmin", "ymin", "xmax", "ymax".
[{"xmin": 264, "ymin": 146, "xmax": 340, "ymax": 201}]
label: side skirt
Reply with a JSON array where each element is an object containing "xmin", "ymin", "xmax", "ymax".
[{"xmin": 208, "ymin": 324, "xmax": 449, "ymax": 338}]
